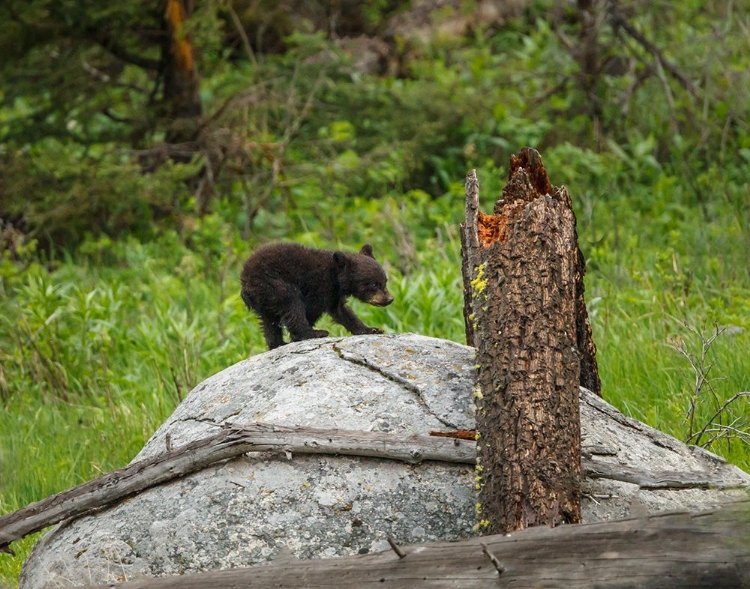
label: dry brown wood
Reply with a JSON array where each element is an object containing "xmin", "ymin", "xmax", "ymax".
[
  {"xmin": 462, "ymin": 164, "xmax": 601, "ymax": 397},
  {"xmin": 1, "ymin": 420, "xmax": 741, "ymax": 555},
  {"xmin": 460, "ymin": 170, "xmax": 481, "ymax": 347},
  {"xmin": 573, "ymin": 219, "xmax": 602, "ymax": 396},
  {"xmin": 0, "ymin": 424, "xmax": 474, "ymax": 554},
  {"xmin": 430, "ymin": 429, "xmax": 477, "ymax": 440},
  {"xmin": 82, "ymin": 501, "xmax": 750, "ymax": 589}
]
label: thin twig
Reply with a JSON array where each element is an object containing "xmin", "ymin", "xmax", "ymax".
[
  {"xmin": 701, "ymin": 423, "xmax": 750, "ymax": 448},
  {"xmin": 688, "ymin": 393, "xmax": 750, "ymax": 447},
  {"xmin": 607, "ymin": 2, "xmax": 701, "ymax": 100},
  {"xmin": 387, "ymin": 537, "xmax": 406, "ymax": 559},
  {"xmin": 227, "ymin": 5, "xmax": 258, "ymax": 70},
  {"xmin": 666, "ymin": 323, "xmax": 725, "ymax": 438},
  {"xmin": 481, "ymin": 542, "xmax": 506, "ymax": 574},
  {"xmin": 667, "ymin": 323, "xmax": 749, "ymax": 450}
]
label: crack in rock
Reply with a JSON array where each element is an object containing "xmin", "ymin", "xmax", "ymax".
[
  {"xmin": 253, "ymin": 339, "xmax": 339, "ymax": 360},
  {"xmin": 332, "ymin": 342, "xmax": 459, "ymax": 429}
]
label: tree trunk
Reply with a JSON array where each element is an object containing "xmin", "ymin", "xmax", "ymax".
[
  {"xmin": 162, "ymin": 0, "xmax": 202, "ymax": 144},
  {"xmin": 462, "ymin": 155, "xmax": 600, "ymax": 395},
  {"xmin": 461, "ymin": 148, "xmax": 599, "ymax": 534}
]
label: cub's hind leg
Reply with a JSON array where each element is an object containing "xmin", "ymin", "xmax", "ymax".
[
  {"xmin": 259, "ymin": 314, "xmax": 285, "ymax": 349},
  {"xmin": 282, "ymin": 294, "xmax": 328, "ymax": 342}
]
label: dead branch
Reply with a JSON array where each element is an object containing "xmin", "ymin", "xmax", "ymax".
[
  {"xmin": 1, "ymin": 419, "xmax": 744, "ymax": 555},
  {"xmin": 688, "ymin": 393, "xmax": 750, "ymax": 447},
  {"xmin": 607, "ymin": 3, "xmax": 701, "ymax": 100},
  {"xmin": 0, "ymin": 424, "xmax": 474, "ymax": 554}
]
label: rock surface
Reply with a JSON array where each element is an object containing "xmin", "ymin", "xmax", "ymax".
[{"xmin": 20, "ymin": 334, "xmax": 750, "ymax": 588}]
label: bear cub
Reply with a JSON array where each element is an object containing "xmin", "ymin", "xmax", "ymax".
[{"xmin": 240, "ymin": 243, "xmax": 393, "ymax": 350}]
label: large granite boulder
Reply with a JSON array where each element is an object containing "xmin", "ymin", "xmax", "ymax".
[{"xmin": 20, "ymin": 334, "xmax": 750, "ymax": 587}]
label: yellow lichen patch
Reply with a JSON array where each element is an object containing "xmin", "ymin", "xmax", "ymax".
[
  {"xmin": 472, "ymin": 518, "xmax": 490, "ymax": 532},
  {"xmin": 470, "ymin": 262, "xmax": 488, "ymax": 295}
]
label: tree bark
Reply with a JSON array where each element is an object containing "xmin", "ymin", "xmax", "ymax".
[
  {"xmin": 162, "ymin": 0, "xmax": 202, "ymax": 144},
  {"xmin": 461, "ymin": 148, "xmax": 600, "ymax": 535},
  {"xmin": 82, "ymin": 501, "xmax": 750, "ymax": 589},
  {"xmin": 575, "ymin": 243, "xmax": 602, "ymax": 394},
  {"xmin": 462, "ymin": 156, "xmax": 600, "ymax": 395},
  {"xmin": 460, "ymin": 172, "xmax": 481, "ymax": 347}
]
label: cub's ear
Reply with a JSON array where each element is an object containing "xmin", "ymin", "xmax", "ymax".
[
  {"xmin": 333, "ymin": 251, "xmax": 349, "ymax": 268},
  {"xmin": 360, "ymin": 244, "xmax": 374, "ymax": 258}
]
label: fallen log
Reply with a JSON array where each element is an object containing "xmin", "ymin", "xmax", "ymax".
[
  {"xmin": 2, "ymin": 418, "xmax": 743, "ymax": 555},
  {"xmin": 83, "ymin": 500, "xmax": 750, "ymax": 589},
  {"xmin": 0, "ymin": 424, "xmax": 475, "ymax": 554}
]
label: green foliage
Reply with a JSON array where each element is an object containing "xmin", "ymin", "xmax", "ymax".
[
  {"xmin": 1, "ymin": 146, "xmax": 200, "ymax": 245},
  {"xmin": 2, "ymin": 1, "xmax": 750, "ymax": 585}
]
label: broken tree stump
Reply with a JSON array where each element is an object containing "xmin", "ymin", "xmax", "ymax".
[{"xmin": 461, "ymin": 148, "xmax": 600, "ymax": 534}]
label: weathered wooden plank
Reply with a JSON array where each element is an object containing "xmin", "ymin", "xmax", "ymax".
[{"xmin": 84, "ymin": 501, "xmax": 750, "ymax": 589}]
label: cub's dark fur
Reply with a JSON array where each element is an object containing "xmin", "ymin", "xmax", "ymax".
[{"xmin": 240, "ymin": 243, "xmax": 393, "ymax": 349}]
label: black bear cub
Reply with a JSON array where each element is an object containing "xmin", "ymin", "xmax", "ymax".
[{"xmin": 240, "ymin": 243, "xmax": 393, "ymax": 350}]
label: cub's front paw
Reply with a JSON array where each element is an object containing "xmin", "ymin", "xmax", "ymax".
[
  {"xmin": 365, "ymin": 327, "xmax": 384, "ymax": 334},
  {"xmin": 311, "ymin": 329, "xmax": 330, "ymax": 338}
]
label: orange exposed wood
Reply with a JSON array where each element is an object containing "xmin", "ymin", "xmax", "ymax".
[
  {"xmin": 165, "ymin": 0, "xmax": 195, "ymax": 74},
  {"xmin": 429, "ymin": 429, "xmax": 477, "ymax": 440},
  {"xmin": 477, "ymin": 211, "xmax": 506, "ymax": 247},
  {"xmin": 476, "ymin": 147, "xmax": 556, "ymax": 249},
  {"xmin": 508, "ymin": 148, "xmax": 552, "ymax": 197}
]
